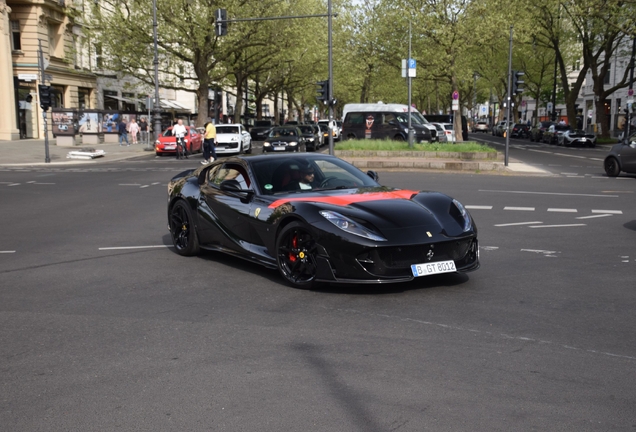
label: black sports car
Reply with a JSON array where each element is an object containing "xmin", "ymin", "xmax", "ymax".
[{"xmin": 167, "ymin": 154, "xmax": 479, "ymax": 288}]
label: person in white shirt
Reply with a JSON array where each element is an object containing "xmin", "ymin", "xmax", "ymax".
[{"xmin": 172, "ymin": 119, "xmax": 188, "ymax": 159}]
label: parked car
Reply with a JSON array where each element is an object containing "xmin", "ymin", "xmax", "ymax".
[
  {"xmin": 318, "ymin": 119, "xmax": 341, "ymax": 141},
  {"xmin": 250, "ymin": 120, "xmax": 276, "ymax": 141},
  {"xmin": 263, "ymin": 126, "xmax": 305, "ymax": 153},
  {"xmin": 214, "ymin": 124, "xmax": 252, "ymax": 155},
  {"xmin": 492, "ymin": 121, "xmax": 509, "ymax": 137},
  {"xmin": 423, "ymin": 114, "xmax": 468, "ymax": 141},
  {"xmin": 472, "ymin": 121, "xmax": 490, "ymax": 133},
  {"xmin": 542, "ymin": 124, "xmax": 571, "ymax": 144},
  {"xmin": 298, "ymin": 124, "xmax": 323, "ymax": 151},
  {"xmin": 529, "ymin": 121, "xmax": 555, "ymax": 142},
  {"xmin": 557, "ymin": 129, "xmax": 597, "ymax": 147},
  {"xmin": 431, "ymin": 123, "xmax": 447, "ymax": 143},
  {"xmin": 510, "ymin": 123, "xmax": 531, "ymax": 138},
  {"xmin": 432, "ymin": 122, "xmax": 455, "ymax": 142},
  {"xmin": 604, "ymin": 133, "xmax": 636, "ymax": 177},
  {"xmin": 155, "ymin": 126, "xmax": 203, "ymax": 156}
]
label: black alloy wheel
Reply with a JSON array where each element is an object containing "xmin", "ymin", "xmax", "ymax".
[
  {"xmin": 276, "ymin": 222, "xmax": 318, "ymax": 288},
  {"xmin": 169, "ymin": 200, "xmax": 200, "ymax": 256},
  {"xmin": 604, "ymin": 157, "xmax": 621, "ymax": 177}
]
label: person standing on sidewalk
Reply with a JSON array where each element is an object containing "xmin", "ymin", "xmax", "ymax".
[
  {"xmin": 118, "ymin": 119, "xmax": 129, "ymax": 146},
  {"xmin": 128, "ymin": 118, "xmax": 140, "ymax": 144},
  {"xmin": 172, "ymin": 119, "xmax": 188, "ymax": 159},
  {"xmin": 202, "ymin": 120, "xmax": 217, "ymax": 165},
  {"xmin": 139, "ymin": 117, "xmax": 149, "ymax": 145}
]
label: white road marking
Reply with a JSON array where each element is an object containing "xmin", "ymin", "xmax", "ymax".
[
  {"xmin": 465, "ymin": 205, "xmax": 493, "ymax": 210},
  {"xmin": 0, "ymin": 250, "xmax": 16, "ymax": 254},
  {"xmin": 26, "ymin": 181, "xmax": 35, "ymax": 183},
  {"xmin": 555, "ymin": 153, "xmax": 587, "ymax": 159},
  {"xmin": 529, "ymin": 224, "xmax": 586, "ymax": 228},
  {"xmin": 119, "ymin": 183, "xmax": 142, "ymax": 186},
  {"xmin": 480, "ymin": 246, "xmax": 499, "ymax": 250},
  {"xmin": 561, "ymin": 172, "xmax": 578, "ymax": 175},
  {"xmin": 504, "ymin": 206, "xmax": 535, "ymax": 211},
  {"xmin": 576, "ymin": 214, "xmax": 613, "ymax": 220},
  {"xmin": 547, "ymin": 208, "xmax": 577, "ymax": 213},
  {"xmin": 151, "ymin": 182, "xmax": 160, "ymax": 185},
  {"xmin": 590, "ymin": 158, "xmax": 604, "ymax": 161},
  {"xmin": 33, "ymin": 182, "xmax": 55, "ymax": 185},
  {"xmin": 521, "ymin": 249, "xmax": 558, "ymax": 254},
  {"xmin": 480, "ymin": 189, "xmax": 618, "ymax": 198},
  {"xmin": 592, "ymin": 209, "xmax": 622, "ymax": 214},
  {"xmin": 495, "ymin": 221, "xmax": 542, "ymax": 227},
  {"xmin": 140, "ymin": 185, "xmax": 150, "ymax": 188},
  {"xmin": 99, "ymin": 245, "xmax": 173, "ymax": 250},
  {"xmin": 528, "ymin": 149, "xmax": 553, "ymax": 154}
]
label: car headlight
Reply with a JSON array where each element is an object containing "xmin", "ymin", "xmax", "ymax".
[
  {"xmin": 320, "ymin": 210, "xmax": 386, "ymax": 241},
  {"xmin": 452, "ymin": 199, "xmax": 472, "ymax": 232},
  {"xmin": 155, "ymin": 140, "xmax": 160, "ymax": 145},
  {"xmin": 289, "ymin": 142, "xmax": 298, "ymax": 146},
  {"xmin": 231, "ymin": 136, "xmax": 239, "ymax": 141},
  {"xmin": 264, "ymin": 142, "xmax": 271, "ymax": 147}
]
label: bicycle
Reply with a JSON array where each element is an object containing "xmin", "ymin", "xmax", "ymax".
[{"xmin": 175, "ymin": 136, "xmax": 188, "ymax": 160}]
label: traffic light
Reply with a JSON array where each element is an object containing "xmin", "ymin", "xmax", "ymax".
[
  {"xmin": 316, "ymin": 80, "xmax": 329, "ymax": 104},
  {"xmin": 215, "ymin": 9, "xmax": 227, "ymax": 36},
  {"xmin": 38, "ymin": 84, "xmax": 53, "ymax": 111},
  {"xmin": 512, "ymin": 70, "xmax": 525, "ymax": 95}
]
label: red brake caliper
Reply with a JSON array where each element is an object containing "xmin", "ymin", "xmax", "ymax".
[{"xmin": 289, "ymin": 234, "xmax": 298, "ymax": 262}]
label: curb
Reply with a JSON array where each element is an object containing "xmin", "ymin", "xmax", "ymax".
[{"xmin": 342, "ymin": 158, "xmax": 505, "ymax": 172}]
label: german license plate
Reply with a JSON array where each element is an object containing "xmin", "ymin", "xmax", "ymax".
[
  {"xmin": 411, "ymin": 260, "xmax": 456, "ymax": 277},
  {"xmin": 165, "ymin": 145, "xmax": 175, "ymax": 150},
  {"xmin": 274, "ymin": 146, "xmax": 286, "ymax": 151}
]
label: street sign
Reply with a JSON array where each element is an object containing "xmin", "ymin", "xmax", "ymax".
[
  {"xmin": 401, "ymin": 59, "xmax": 407, "ymax": 78},
  {"xmin": 452, "ymin": 91, "xmax": 459, "ymax": 100},
  {"xmin": 408, "ymin": 59, "xmax": 416, "ymax": 69},
  {"xmin": 407, "ymin": 58, "xmax": 416, "ymax": 78},
  {"xmin": 18, "ymin": 74, "xmax": 38, "ymax": 81},
  {"xmin": 628, "ymin": 88, "xmax": 634, "ymax": 97},
  {"xmin": 452, "ymin": 100, "xmax": 459, "ymax": 111},
  {"xmin": 547, "ymin": 102, "xmax": 553, "ymax": 112}
]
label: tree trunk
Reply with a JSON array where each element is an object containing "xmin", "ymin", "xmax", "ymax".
[
  {"xmin": 450, "ymin": 74, "xmax": 463, "ymax": 142},
  {"xmin": 273, "ymin": 91, "xmax": 280, "ymax": 124},
  {"xmin": 286, "ymin": 91, "xmax": 294, "ymax": 122}
]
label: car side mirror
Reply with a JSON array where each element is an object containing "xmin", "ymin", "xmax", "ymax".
[
  {"xmin": 388, "ymin": 120, "xmax": 398, "ymax": 126},
  {"xmin": 366, "ymin": 170, "xmax": 379, "ymax": 182},
  {"xmin": 220, "ymin": 179, "xmax": 254, "ymax": 197}
]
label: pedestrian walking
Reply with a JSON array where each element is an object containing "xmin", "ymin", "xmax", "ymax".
[
  {"xmin": 117, "ymin": 119, "xmax": 129, "ymax": 146},
  {"xmin": 128, "ymin": 118, "xmax": 140, "ymax": 144},
  {"xmin": 139, "ymin": 117, "xmax": 149, "ymax": 145},
  {"xmin": 202, "ymin": 120, "xmax": 217, "ymax": 165}
]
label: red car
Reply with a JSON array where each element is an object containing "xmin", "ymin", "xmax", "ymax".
[{"xmin": 155, "ymin": 126, "xmax": 203, "ymax": 156}]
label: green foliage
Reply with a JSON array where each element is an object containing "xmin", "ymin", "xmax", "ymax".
[{"xmin": 337, "ymin": 140, "xmax": 496, "ymax": 152}]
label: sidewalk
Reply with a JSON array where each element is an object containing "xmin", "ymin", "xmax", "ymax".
[{"xmin": 0, "ymin": 137, "xmax": 154, "ymax": 166}]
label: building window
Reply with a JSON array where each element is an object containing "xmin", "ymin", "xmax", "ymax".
[
  {"xmin": 104, "ymin": 90, "xmax": 118, "ymax": 110},
  {"xmin": 604, "ymin": 65, "xmax": 611, "ymax": 85},
  {"xmin": 78, "ymin": 88, "xmax": 91, "ymax": 109},
  {"xmin": 11, "ymin": 21, "xmax": 21, "ymax": 51},
  {"xmin": 95, "ymin": 43, "xmax": 103, "ymax": 69},
  {"xmin": 122, "ymin": 92, "xmax": 136, "ymax": 112},
  {"xmin": 52, "ymin": 85, "xmax": 65, "ymax": 108}
]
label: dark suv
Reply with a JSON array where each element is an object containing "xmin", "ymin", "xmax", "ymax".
[{"xmin": 529, "ymin": 121, "xmax": 554, "ymax": 142}]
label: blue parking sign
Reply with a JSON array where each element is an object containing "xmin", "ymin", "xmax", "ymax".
[{"xmin": 408, "ymin": 59, "xmax": 416, "ymax": 69}]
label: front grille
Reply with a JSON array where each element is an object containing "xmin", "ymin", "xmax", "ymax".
[{"xmin": 356, "ymin": 239, "xmax": 476, "ymax": 277}]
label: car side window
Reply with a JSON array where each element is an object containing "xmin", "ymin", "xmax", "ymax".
[{"xmin": 211, "ymin": 164, "xmax": 251, "ymax": 189}]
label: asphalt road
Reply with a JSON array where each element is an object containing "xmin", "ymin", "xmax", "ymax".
[{"xmin": 1, "ymin": 152, "xmax": 635, "ymax": 431}]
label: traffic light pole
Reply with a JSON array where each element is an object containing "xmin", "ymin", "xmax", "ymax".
[
  {"xmin": 505, "ymin": 25, "xmax": 513, "ymax": 167},
  {"xmin": 38, "ymin": 39, "xmax": 50, "ymax": 164},
  {"xmin": 328, "ymin": 0, "xmax": 334, "ymax": 155}
]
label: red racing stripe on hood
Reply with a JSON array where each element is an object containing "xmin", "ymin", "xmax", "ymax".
[{"xmin": 268, "ymin": 190, "xmax": 419, "ymax": 209}]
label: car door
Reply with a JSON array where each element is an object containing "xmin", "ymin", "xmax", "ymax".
[
  {"xmin": 620, "ymin": 139, "xmax": 636, "ymax": 172},
  {"xmin": 198, "ymin": 162, "xmax": 255, "ymax": 251}
]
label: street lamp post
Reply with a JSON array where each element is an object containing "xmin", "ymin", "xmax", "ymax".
[{"xmin": 152, "ymin": 0, "xmax": 162, "ymax": 141}]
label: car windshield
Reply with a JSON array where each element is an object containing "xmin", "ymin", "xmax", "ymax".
[
  {"xmin": 269, "ymin": 128, "xmax": 297, "ymax": 137},
  {"xmin": 254, "ymin": 121, "xmax": 272, "ymax": 127},
  {"xmin": 250, "ymin": 156, "xmax": 380, "ymax": 195},
  {"xmin": 555, "ymin": 125, "xmax": 571, "ymax": 131},
  {"xmin": 299, "ymin": 126, "xmax": 314, "ymax": 133},
  {"xmin": 216, "ymin": 126, "xmax": 240, "ymax": 134}
]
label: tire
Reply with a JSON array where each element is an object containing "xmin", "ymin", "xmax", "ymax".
[
  {"xmin": 604, "ymin": 157, "xmax": 621, "ymax": 177},
  {"xmin": 276, "ymin": 221, "xmax": 318, "ymax": 289},
  {"xmin": 245, "ymin": 141, "xmax": 252, "ymax": 154},
  {"xmin": 393, "ymin": 134, "xmax": 405, "ymax": 141},
  {"xmin": 169, "ymin": 200, "xmax": 200, "ymax": 256}
]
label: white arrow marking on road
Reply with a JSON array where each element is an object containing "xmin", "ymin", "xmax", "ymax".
[{"xmin": 495, "ymin": 221, "xmax": 543, "ymax": 227}]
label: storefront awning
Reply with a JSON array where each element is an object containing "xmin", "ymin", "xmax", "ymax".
[
  {"xmin": 106, "ymin": 95, "xmax": 142, "ymax": 104},
  {"xmin": 159, "ymin": 100, "xmax": 190, "ymax": 110}
]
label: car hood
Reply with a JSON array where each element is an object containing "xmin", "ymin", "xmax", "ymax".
[
  {"xmin": 251, "ymin": 126, "xmax": 272, "ymax": 133},
  {"xmin": 267, "ymin": 189, "xmax": 470, "ymax": 242},
  {"xmin": 265, "ymin": 136, "xmax": 300, "ymax": 143},
  {"xmin": 217, "ymin": 132, "xmax": 241, "ymax": 139}
]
